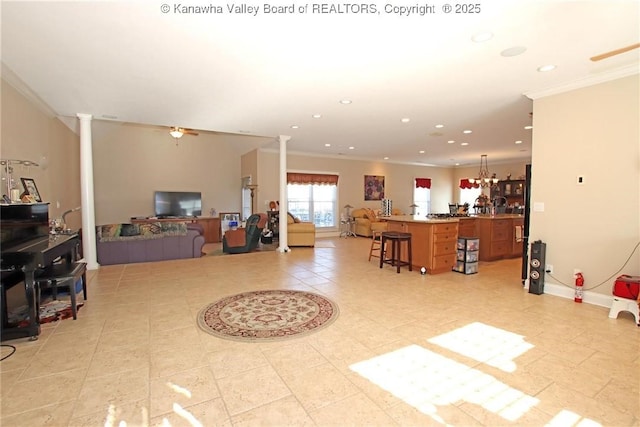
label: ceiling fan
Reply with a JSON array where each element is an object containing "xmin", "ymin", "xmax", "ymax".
[
  {"xmin": 169, "ymin": 126, "xmax": 199, "ymax": 139},
  {"xmin": 590, "ymin": 43, "xmax": 640, "ymax": 61}
]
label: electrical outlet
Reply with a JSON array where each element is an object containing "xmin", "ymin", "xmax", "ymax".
[{"xmin": 545, "ymin": 264, "xmax": 553, "ymax": 274}]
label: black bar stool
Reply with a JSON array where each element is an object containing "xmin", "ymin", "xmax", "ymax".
[
  {"xmin": 379, "ymin": 231, "xmax": 412, "ymax": 273},
  {"xmin": 35, "ymin": 262, "xmax": 87, "ymax": 320}
]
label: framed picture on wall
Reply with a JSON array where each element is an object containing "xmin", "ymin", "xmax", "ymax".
[
  {"xmin": 21, "ymin": 178, "xmax": 42, "ymax": 202},
  {"xmin": 364, "ymin": 175, "xmax": 385, "ymax": 201}
]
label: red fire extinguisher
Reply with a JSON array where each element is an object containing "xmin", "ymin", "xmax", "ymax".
[{"xmin": 574, "ymin": 272, "xmax": 584, "ymax": 303}]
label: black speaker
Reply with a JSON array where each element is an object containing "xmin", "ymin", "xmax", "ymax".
[{"xmin": 529, "ymin": 240, "xmax": 546, "ymax": 295}]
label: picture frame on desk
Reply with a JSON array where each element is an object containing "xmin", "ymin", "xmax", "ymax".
[
  {"xmin": 220, "ymin": 212, "xmax": 241, "ymax": 235},
  {"xmin": 21, "ymin": 177, "xmax": 42, "ymax": 202}
]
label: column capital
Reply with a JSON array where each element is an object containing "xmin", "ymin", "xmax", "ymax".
[
  {"xmin": 76, "ymin": 113, "xmax": 93, "ymax": 121},
  {"xmin": 277, "ymin": 135, "xmax": 291, "ymax": 144}
]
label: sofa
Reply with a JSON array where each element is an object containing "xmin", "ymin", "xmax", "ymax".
[
  {"xmin": 351, "ymin": 207, "xmax": 403, "ymax": 237},
  {"xmin": 96, "ymin": 222, "xmax": 205, "ymax": 265},
  {"xmin": 286, "ymin": 212, "xmax": 315, "ymax": 247}
]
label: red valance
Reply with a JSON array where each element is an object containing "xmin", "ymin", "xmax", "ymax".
[
  {"xmin": 459, "ymin": 178, "xmax": 480, "ymax": 189},
  {"xmin": 287, "ymin": 173, "xmax": 338, "ymax": 185},
  {"xmin": 415, "ymin": 178, "xmax": 431, "ymax": 189}
]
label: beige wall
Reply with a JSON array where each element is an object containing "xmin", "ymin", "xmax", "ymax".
[
  {"xmin": 90, "ymin": 121, "xmax": 265, "ymax": 224},
  {"xmin": 1, "ymin": 79, "xmax": 82, "ymax": 229},
  {"xmin": 256, "ymin": 150, "xmax": 456, "ymax": 215},
  {"xmin": 530, "ymin": 74, "xmax": 640, "ymax": 297}
]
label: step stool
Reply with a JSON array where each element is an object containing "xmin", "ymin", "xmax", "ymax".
[{"xmin": 608, "ymin": 297, "xmax": 639, "ymax": 326}]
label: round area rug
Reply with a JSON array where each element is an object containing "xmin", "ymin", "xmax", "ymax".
[{"xmin": 197, "ymin": 290, "xmax": 339, "ymax": 342}]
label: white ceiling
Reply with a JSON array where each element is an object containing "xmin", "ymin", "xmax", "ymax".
[{"xmin": 1, "ymin": 1, "xmax": 639, "ymax": 167}]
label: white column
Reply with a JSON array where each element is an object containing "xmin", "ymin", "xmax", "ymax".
[
  {"xmin": 277, "ymin": 135, "xmax": 291, "ymax": 253},
  {"xmin": 77, "ymin": 113, "xmax": 99, "ymax": 270}
]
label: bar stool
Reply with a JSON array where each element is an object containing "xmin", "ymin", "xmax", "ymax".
[
  {"xmin": 379, "ymin": 231, "xmax": 412, "ymax": 273},
  {"xmin": 35, "ymin": 262, "xmax": 87, "ymax": 320},
  {"xmin": 368, "ymin": 230, "xmax": 384, "ymax": 261}
]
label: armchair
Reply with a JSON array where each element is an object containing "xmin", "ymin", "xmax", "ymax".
[
  {"xmin": 222, "ymin": 213, "xmax": 268, "ymax": 254},
  {"xmin": 286, "ymin": 212, "xmax": 316, "ymax": 247}
]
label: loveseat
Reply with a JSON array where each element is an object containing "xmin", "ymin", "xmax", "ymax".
[
  {"xmin": 96, "ymin": 222, "xmax": 205, "ymax": 265},
  {"xmin": 286, "ymin": 213, "xmax": 315, "ymax": 246},
  {"xmin": 351, "ymin": 207, "xmax": 404, "ymax": 237}
]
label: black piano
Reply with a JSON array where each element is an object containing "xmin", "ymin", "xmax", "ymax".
[{"xmin": 1, "ymin": 203, "xmax": 79, "ymax": 341}]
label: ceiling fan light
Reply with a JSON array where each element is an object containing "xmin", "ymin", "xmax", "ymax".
[{"xmin": 169, "ymin": 129, "xmax": 184, "ymax": 139}]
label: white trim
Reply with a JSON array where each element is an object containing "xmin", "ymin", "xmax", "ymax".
[
  {"xmin": 529, "ymin": 280, "xmax": 616, "ymax": 309},
  {"xmin": 524, "ymin": 64, "xmax": 639, "ymax": 100}
]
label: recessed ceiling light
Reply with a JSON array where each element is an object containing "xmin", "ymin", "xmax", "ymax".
[
  {"xmin": 339, "ymin": 99, "xmax": 352, "ymax": 104},
  {"xmin": 461, "ymin": 142, "xmax": 469, "ymax": 146},
  {"xmin": 537, "ymin": 64, "xmax": 556, "ymax": 72},
  {"xmin": 455, "ymin": 163, "xmax": 460, "ymax": 166},
  {"xmin": 524, "ymin": 125, "xmax": 533, "ymax": 130},
  {"xmin": 324, "ymin": 143, "xmax": 331, "ymax": 147},
  {"xmin": 515, "ymin": 140, "xmax": 523, "ymax": 144},
  {"xmin": 447, "ymin": 140, "xmax": 455, "ymax": 144},
  {"xmin": 349, "ymin": 146, "xmax": 355, "ymax": 150},
  {"xmin": 471, "ymin": 31, "xmax": 493, "ymax": 43},
  {"xmin": 501, "ymin": 46, "xmax": 527, "ymax": 57},
  {"xmin": 312, "ymin": 114, "xmax": 322, "ymax": 119},
  {"xmin": 290, "ymin": 125, "xmax": 299, "ymax": 129},
  {"xmin": 463, "ymin": 130, "xmax": 472, "ymax": 134},
  {"xmin": 383, "ymin": 156, "xmax": 389, "ymax": 160},
  {"xmin": 419, "ymin": 150, "xmax": 425, "ymax": 154},
  {"xmin": 401, "ymin": 118, "xmax": 410, "ymax": 123},
  {"xmin": 435, "ymin": 124, "xmax": 444, "ymax": 128}
]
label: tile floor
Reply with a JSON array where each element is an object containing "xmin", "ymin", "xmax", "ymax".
[{"xmin": 1, "ymin": 237, "xmax": 638, "ymax": 426}]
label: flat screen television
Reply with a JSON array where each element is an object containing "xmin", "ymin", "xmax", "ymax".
[{"xmin": 154, "ymin": 191, "xmax": 202, "ymax": 218}]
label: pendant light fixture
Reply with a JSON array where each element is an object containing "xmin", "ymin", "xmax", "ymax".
[{"xmin": 468, "ymin": 154, "xmax": 498, "ymax": 188}]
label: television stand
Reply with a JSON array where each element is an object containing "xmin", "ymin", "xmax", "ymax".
[{"xmin": 131, "ymin": 216, "xmax": 221, "ymax": 243}]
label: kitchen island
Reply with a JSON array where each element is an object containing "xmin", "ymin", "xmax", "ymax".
[
  {"xmin": 475, "ymin": 214, "xmax": 524, "ymax": 261},
  {"xmin": 384, "ymin": 215, "xmax": 459, "ymax": 274}
]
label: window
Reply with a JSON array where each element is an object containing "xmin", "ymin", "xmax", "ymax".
[
  {"xmin": 286, "ymin": 172, "xmax": 339, "ymax": 228},
  {"xmin": 413, "ymin": 178, "xmax": 431, "ymax": 215},
  {"xmin": 459, "ymin": 187, "xmax": 482, "ymax": 208},
  {"xmin": 287, "ymin": 184, "xmax": 337, "ymax": 228}
]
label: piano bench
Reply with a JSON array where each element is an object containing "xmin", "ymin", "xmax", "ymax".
[{"xmin": 35, "ymin": 262, "xmax": 87, "ymax": 320}]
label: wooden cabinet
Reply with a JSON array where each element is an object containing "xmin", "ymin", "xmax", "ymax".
[
  {"xmin": 132, "ymin": 217, "xmax": 220, "ymax": 243},
  {"xmin": 196, "ymin": 217, "xmax": 221, "ymax": 243},
  {"xmin": 477, "ymin": 216, "xmax": 523, "ymax": 261},
  {"xmin": 386, "ymin": 218, "xmax": 458, "ymax": 274},
  {"xmin": 490, "ymin": 179, "xmax": 525, "ymax": 207},
  {"xmin": 458, "ymin": 218, "xmax": 477, "ymax": 238},
  {"xmin": 511, "ymin": 217, "xmax": 524, "ymax": 257}
]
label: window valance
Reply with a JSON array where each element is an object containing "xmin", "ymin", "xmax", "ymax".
[
  {"xmin": 287, "ymin": 173, "xmax": 339, "ymax": 185},
  {"xmin": 415, "ymin": 178, "xmax": 431, "ymax": 189},
  {"xmin": 459, "ymin": 178, "xmax": 480, "ymax": 189}
]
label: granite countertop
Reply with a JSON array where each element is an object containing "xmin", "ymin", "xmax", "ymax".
[
  {"xmin": 382, "ymin": 215, "xmax": 460, "ymax": 223},
  {"xmin": 472, "ymin": 214, "xmax": 524, "ymax": 219}
]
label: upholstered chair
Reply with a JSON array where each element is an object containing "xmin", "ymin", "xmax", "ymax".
[
  {"xmin": 222, "ymin": 213, "xmax": 268, "ymax": 254},
  {"xmin": 286, "ymin": 213, "xmax": 316, "ymax": 247}
]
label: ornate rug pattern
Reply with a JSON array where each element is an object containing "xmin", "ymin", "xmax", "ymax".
[{"xmin": 197, "ymin": 290, "xmax": 339, "ymax": 342}]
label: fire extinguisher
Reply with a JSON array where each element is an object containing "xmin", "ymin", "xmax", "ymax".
[{"xmin": 574, "ymin": 272, "xmax": 584, "ymax": 303}]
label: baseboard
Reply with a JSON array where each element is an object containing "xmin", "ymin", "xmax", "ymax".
[{"xmin": 524, "ymin": 279, "xmax": 613, "ymax": 308}]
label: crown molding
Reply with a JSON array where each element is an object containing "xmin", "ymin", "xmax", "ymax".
[{"xmin": 524, "ymin": 64, "xmax": 639, "ymax": 100}]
